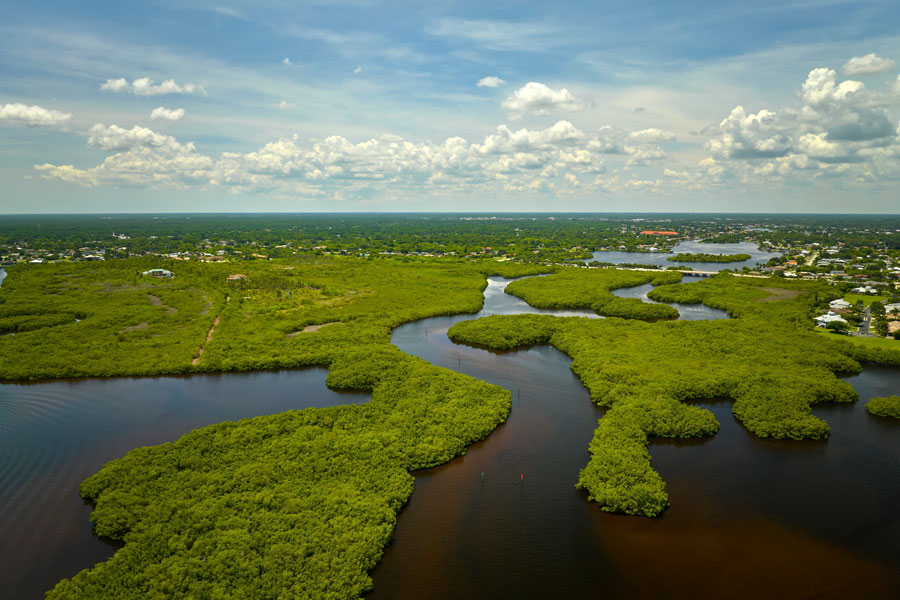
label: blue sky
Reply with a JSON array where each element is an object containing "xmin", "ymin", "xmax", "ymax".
[{"xmin": 1, "ymin": 0, "xmax": 899, "ymax": 213}]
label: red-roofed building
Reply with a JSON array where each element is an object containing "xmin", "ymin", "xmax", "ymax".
[{"xmin": 640, "ymin": 231, "xmax": 678, "ymax": 235}]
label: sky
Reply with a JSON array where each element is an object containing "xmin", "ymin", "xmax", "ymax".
[{"xmin": 1, "ymin": 0, "xmax": 900, "ymax": 213}]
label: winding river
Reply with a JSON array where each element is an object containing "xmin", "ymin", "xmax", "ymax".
[{"xmin": 1, "ymin": 273, "xmax": 898, "ymax": 598}]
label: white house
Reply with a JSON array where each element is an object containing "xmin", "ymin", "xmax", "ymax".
[
  {"xmin": 829, "ymin": 299, "xmax": 851, "ymax": 310},
  {"xmin": 815, "ymin": 311, "xmax": 848, "ymax": 328},
  {"xmin": 851, "ymin": 285, "xmax": 878, "ymax": 294}
]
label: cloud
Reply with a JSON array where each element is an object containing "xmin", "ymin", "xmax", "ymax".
[
  {"xmin": 33, "ymin": 163, "xmax": 99, "ymax": 186},
  {"xmin": 627, "ymin": 128, "xmax": 676, "ymax": 143},
  {"xmin": 842, "ymin": 53, "xmax": 896, "ymax": 76},
  {"xmin": 0, "ymin": 103, "xmax": 72, "ymax": 127},
  {"xmin": 477, "ymin": 76, "xmax": 506, "ymax": 88},
  {"xmin": 87, "ymin": 124, "xmax": 190, "ymax": 152},
  {"xmin": 426, "ymin": 18, "xmax": 560, "ymax": 52},
  {"xmin": 625, "ymin": 144, "xmax": 667, "ymax": 166},
  {"xmin": 31, "ymin": 60, "xmax": 900, "ymax": 199},
  {"xmin": 502, "ymin": 82, "xmax": 583, "ymax": 114},
  {"xmin": 274, "ymin": 100, "xmax": 297, "ymax": 110},
  {"xmin": 100, "ymin": 77, "xmax": 204, "ymax": 96},
  {"xmin": 705, "ymin": 106, "xmax": 793, "ymax": 159},
  {"xmin": 212, "ymin": 6, "xmax": 245, "ymax": 20},
  {"xmin": 284, "ymin": 26, "xmax": 426, "ymax": 64},
  {"xmin": 100, "ymin": 78, "xmax": 129, "ymax": 92},
  {"xmin": 353, "ymin": 65, "xmax": 363, "ymax": 74},
  {"xmin": 697, "ymin": 65, "xmax": 900, "ymax": 189},
  {"xmin": 800, "ymin": 68, "xmax": 866, "ymax": 107},
  {"xmin": 283, "ymin": 57, "xmax": 292, "ymax": 66},
  {"xmin": 150, "ymin": 107, "xmax": 185, "ymax": 121},
  {"xmin": 37, "ymin": 120, "xmax": 614, "ymax": 192}
]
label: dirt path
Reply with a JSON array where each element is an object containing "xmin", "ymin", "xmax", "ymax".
[
  {"xmin": 287, "ymin": 322, "xmax": 343, "ymax": 338},
  {"xmin": 148, "ymin": 294, "xmax": 177, "ymax": 314},
  {"xmin": 120, "ymin": 322, "xmax": 149, "ymax": 334},
  {"xmin": 192, "ymin": 296, "xmax": 229, "ymax": 366},
  {"xmin": 757, "ymin": 287, "xmax": 803, "ymax": 302}
]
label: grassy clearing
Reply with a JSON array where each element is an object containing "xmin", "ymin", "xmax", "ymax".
[
  {"xmin": 813, "ymin": 328, "xmax": 899, "ymax": 349},
  {"xmin": 843, "ymin": 293, "xmax": 889, "ymax": 306}
]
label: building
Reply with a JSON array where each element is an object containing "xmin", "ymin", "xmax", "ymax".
[
  {"xmin": 227, "ymin": 274, "xmax": 247, "ymax": 282},
  {"xmin": 851, "ymin": 285, "xmax": 878, "ymax": 294},
  {"xmin": 639, "ymin": 230, "xmax": 679, "ymax": 236},
  {"xmin": 815, "ymin": 312, "xmax": 848, "ymax": 328},
  {"xmin": 829, "ymin": 299, "xmax": 851, "ymax": 310},
  {"xmin": 142, "ymin": 269, "xmax": 173, "ymax": 278}
]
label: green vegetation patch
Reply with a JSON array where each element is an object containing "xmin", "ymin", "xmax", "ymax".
[
  {"xmin": 1, "ymin": 257, "xmax": 520, "ymax": 598},
  {"xmin": 0, "ymin": 256, "xmax": 505, "ymax": 379},
  {"xmin": 813, "ymin": 328, "xmax": 900, "ymax": 352},
  {"xmin": 667, "ymin": 252, "xmax": 751, "ymax": 263},
  {"xmin": 449, "ymin": 274, "xmax": 900, "ymax": 517},
  {"xmin": 49, "ymin": 351, "xmax": 510, "ymax": 599},
  {"xmin": 843, "ymin": 293, "xmax": 889, "ymax": 306},
  {"xmin": 504, "ymin": 267, "xmax": 682, "ymax": 321},
  {"xmin": 866, "ymin": 395, "xmax": 900, "ymax": 418}
]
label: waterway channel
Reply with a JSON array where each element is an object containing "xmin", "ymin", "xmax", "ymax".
[
  {"xmin": 585, "ymin": 240, "xmax": 781, "ymax": 271},
  {"xmin": 371, "ymin": 279, "xmax": 900, "ymax": 598},
  {"xmin": 1, "ymin": 272, "xmax": 898, "ymax": 598}
]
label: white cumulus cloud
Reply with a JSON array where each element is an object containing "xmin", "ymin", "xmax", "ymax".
[
  {"xmin": 477, "ymin": 76, "xmax": 506, "ymax": 88},
  {"xmin": 100, "ymin": 78, "xmax": 129, "ymax": 92},
  {"xmin": 627, "ymin": 128, "xmax": 676, "ymax": 143},
  {"xmin": 150, "ymin": 107, "xmax": 185, "ymax": 121},
  {"xmin": 101, "ymin": 77, "xmax": 203, "ymax": 96},
  {"xmin": 275, "ymin": 100, "xmax": 297, "ymax": 110},
  {"xmin": 502, "ymin": 82, "xmax": 583, "ymax": 114},
  {"xmin": 87, "ymin": 124, "xmax": 189, "ymax": 152},
  {"xmin": 0, "ymin": 103, "xmax": 72, "ymax": 127},
  {"xmin": 841, "ymin": 53, "xmax": 896, "ymax": 76}
]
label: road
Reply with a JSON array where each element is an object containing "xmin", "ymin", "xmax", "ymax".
[{"xmin": 857, "ymin": 305, "xmax": 873, "ymax": 336}]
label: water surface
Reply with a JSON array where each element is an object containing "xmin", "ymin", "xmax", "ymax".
[
  {"xmin": 612, "ymin": 282, "xmax": 729, "ymax": 321},
  {"xmin": 585, "ymin": 240, "xmax": 781, "ymax": 271},
  {"xmin": 2, "ymin": 273, "xmax": 897, "ymax": 599},
  {"xmin": 371, "ymin": 278, "xmax": 900, "ymax": 598},
  {"xmin": 0, "ymin": 370, "xmax": 369, "ymax": 599}
]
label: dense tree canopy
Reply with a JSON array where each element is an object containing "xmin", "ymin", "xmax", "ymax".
[
  {"xmin": 4, "ymin": 256, "xmax": 897, "ymax": 595},
  {"xmin": 27, "ymin": 257, "xmax": 516, "ymax": 598},
  {"xmin": 449, "ymin": 273, "xmax": 900, "ymax": 516},
  {"xmin": 504, "ymin": 268, "xmax": 682, "ymax": 321},
  {"xmin": 866, "ymin": 396, "xmax": 900, "ymax": 418}
]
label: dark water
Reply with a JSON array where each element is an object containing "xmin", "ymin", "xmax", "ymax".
[
  {"xmin": 0, "ymin": 370, "xmax": 369, "ymax": 599},
  {"xmin": 371, "ymin": 279, "xmax": 900, "ymax": 598},
  {"xmin": 2, "ymin": 274, "xmax": 898, "ymax": 598},
  {"xmin": 585, "ymin": 240, "xmax": 781, "ymax": 271}
]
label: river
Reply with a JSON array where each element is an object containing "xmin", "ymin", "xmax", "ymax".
[
  {"xmin": 373, "ymin": 278, "xmax": 899, "ymax": 598},
  {"xmin": 585, "ymin": 240, "xmax": 782, "ymax": 271},
  {"xmin": 0, "ymin": 274, "xmax": 897, "ymax": 598}
]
